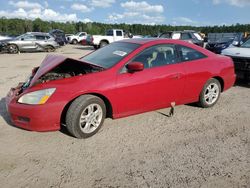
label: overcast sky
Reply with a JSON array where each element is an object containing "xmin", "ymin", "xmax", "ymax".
[{"xmin": 0, "ymin": 0, "xmax": 249, "ymax": 25}]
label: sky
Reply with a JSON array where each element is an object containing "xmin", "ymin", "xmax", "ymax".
[{"xmin": 0, "ymin": 0, "xmax": 249, "ymax": 26}]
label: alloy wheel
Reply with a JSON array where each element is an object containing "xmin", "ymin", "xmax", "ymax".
[{"xmin": 79, "ymin": 103, "xmax": 103, "ymax": 134}]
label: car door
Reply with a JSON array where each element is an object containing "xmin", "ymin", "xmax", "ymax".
[
  {"xmin": 115, "ymin": 44, "xmax": 185, "ymax": 117},
  {"xmin": 177, "ymin": 45, "xmax": 209, "ymax": 104},
  {"xmin": 114, "ymin": 30, "xmax": 124, "ymax": 41},
  {"xmin": 35, "ymin": 35, "xmax": 47, "ymax": 50},
  {"xmin": 18, "ymin": 34, "xmax": 36, "ymax": 51},
  {"xmin": 79, "ymin": 32, "xmax": 86, "ymax": 41}
]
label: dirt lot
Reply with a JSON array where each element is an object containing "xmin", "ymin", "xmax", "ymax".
[{"xmin": 0, "ymin": 45, "xmax": 249, "ymax": 188}]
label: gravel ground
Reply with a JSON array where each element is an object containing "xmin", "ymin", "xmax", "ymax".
[{"xmin": 0, "ymin": 45, "xmax": 249, "ymax": 188}]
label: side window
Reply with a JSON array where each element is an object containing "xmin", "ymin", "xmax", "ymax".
[
  {"xmin": 172, "ymin": 33, "xmax": 181, "ymax": 39},
  {"xmin": 179, "ymin": 45, "xmax": 206, "ymax": 61},
  {"xmin": 23, "ymin": 34, "xmax": 35, "ymax": 41},
  {"xmin": 160, "ymin": 33, "xmax": 171, "ymax": 38},
  {"xmin": 79, "ymin": 33, "xmax": 86, "ymax": 37},
  {"xmin": 129, "ymin": 44, "xmax": 177, "ymax": 69},
  {"xmin": 35, "ymin": 35, "xmax": 46, "ymax": 40},
  {"xmin": 116, "ymin": 31, "xmax": 122, "ymax": 36},
  {"xmin": 181, "ymin": 33, "xmax": 192, "ymax": 40}
]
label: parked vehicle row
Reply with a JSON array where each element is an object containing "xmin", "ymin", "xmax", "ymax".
[
  {"xmin": 1, "ymin": 29, "xmax": 249, "ymax": 84},
  {"xmin": 158, "ymin": 30, "xmax": 204, "ymax": 47}
]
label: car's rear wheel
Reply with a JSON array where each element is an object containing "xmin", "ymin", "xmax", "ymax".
[
  {"xmin": 100, "ymin": 41, "xmax": 108, "ymax": 48},
  {"xmin": 199, "ymin": 78, "xmax": 221, "ymax": 108},
  {"xmin": 66, "ymin": 95, "xmax": 106, "ymax": 138},
  {"xmin": 45, "ymin": 45, "xmax": 55, "ymax": 52},
  {"xmin": 8, "ymin": 44, "xmax": 19, "ymax": 54}
]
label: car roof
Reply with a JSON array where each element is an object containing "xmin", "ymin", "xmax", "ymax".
[
  {"xmin": 26, "ymin": 32, "xmax": 50, "ymax": 36},
  {"xmin": 121, "ymin": 38, "xmax": 186, "ymax": 45},
  {"xmin": 120, "ymin": 38, "xmax": 216, "ymax": 57}
]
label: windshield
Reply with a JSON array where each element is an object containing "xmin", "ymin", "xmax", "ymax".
[
  {"xmin": 15, "ymin": 34, "xmax": 26, "ymax": 40},
  {"xmin": 241, "ymin": 38, "xmax": 250, "ymax": 48},
  {"xmin": 81, "ymin": 42, "xmax": 141, "ymax": 68}
]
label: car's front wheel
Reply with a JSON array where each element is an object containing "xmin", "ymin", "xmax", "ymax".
[
  {"xmin": 8, "ymin": 44, "xmax": 19, "ymax": 54},
  {"xmin": 66, "ymin": 95, "xmax": 106, "ymax": 138},
  {"xmin": 199, "ymin": 78, "xmax": 221, "ymax": 108}
]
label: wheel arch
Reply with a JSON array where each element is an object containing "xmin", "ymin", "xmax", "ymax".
[
  {"xmin": 60, "ymin": 92, "xmax": 113, "ymax": 126},
  {"xmin": 44, "ymin": 45, "xmax": 55, "ymax": 52},
  {"xmin": 99, "ymin": 39, "xmax": 109, "ymax": 45},
  {"xmin": 8, "ymin": 43, "xmax": 19, "ymax": 50},
  {"xmin": 212, "ymin": 76, "xmax": 224, "ymax": 92}
]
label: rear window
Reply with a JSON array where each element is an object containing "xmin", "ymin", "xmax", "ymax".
[
  {"xmin": 159, "ymin": 33, "xmax": 172, "ymax": 38},
  {"xmin": 181, "ymin": 33, "xmax": 192, "ymax": 40},
  {"xmin": 116, "ymin": 31, "xmax": 122, "ymax": 36},
  {"xmin": 35, "ymin": 35, "xmax": 46, "ymax": 40},
  {"xmin": 179, "ymin": 45, "xmax": 207, "ymax": 61}
]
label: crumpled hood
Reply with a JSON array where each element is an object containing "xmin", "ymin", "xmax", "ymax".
[
  {"xmin": 30, "ymin": 55, "xmax": 83, "ymax": 87},
  {"xmin": 221, "ymin": 47, "xmax": 250, "ymax": 58}
]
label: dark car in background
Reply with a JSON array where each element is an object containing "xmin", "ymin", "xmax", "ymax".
[
  {"xmin": 49, "ymin": 29, "xmax": 67, "ymax": 46},
  {"xmin": 159, "ymin": 31, "xmax": 204, "ymax": 47},
  {"xmin": 205, "ymin": 33, "xmax": 244, "ymax": 54}
]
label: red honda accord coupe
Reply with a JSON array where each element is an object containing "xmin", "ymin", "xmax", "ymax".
[{"xmin": 6, "ymin": 39, "xmax": 236, "ymax": 138}]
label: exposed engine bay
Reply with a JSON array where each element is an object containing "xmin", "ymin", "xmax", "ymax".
[
  {"xmin": 19, "ymin": 58, "xmax": 103, "ymax": 94},
  {"xmin": 35, "ymin": 59, "xmax": 103, "ymax": 85}
]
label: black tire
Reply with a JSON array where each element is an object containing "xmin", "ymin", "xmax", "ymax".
[
  {"xmin": 66, "ymin": 95, "xmax": 106, "ymax": 138},
  {"xmin": 93, "ymin": 45, "xmax": 99, "ymax": 50},
  {"xmin": 45, "ymin": 45, "xmax": 55, "ymax": 52},
  {"xmin": 99, "ymin": 41, "xmax": 108, "ymax": 48},
  {"xmin": 8, "ymin": 44, "xmax": 19, "ymax": 54},
  {"xmin": 198, "ymin": 78, "xmax": 221, "ymax": 108},
  {"xmin": 72, "ymin": 39, "xmax": 78, "ymax": 45}
]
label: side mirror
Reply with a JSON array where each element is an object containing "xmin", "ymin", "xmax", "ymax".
[{"xmin": 126, "ymin": 62, "xmax": 144, "ymax": 72}]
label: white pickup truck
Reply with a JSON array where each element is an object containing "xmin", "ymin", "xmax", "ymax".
[
  {"xmin": 86, "ymin": 29, "xmax": 133, "ymax": 49},
  {"xmin": 67, "ymin": 32, "xmax": 88, "ymax": 44}
]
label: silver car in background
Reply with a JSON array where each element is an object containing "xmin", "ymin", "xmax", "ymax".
[{"xmin": 6, "ymin": 32, "xmax": 59, "ymax": 53}]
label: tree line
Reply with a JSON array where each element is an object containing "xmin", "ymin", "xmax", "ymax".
[{"xmin": 0, "ymin": 17, "xmax": 249, "ymax": 36}]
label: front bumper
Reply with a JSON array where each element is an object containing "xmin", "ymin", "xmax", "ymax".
[
  {"xmin": 6, "ymin": 87, "xmax": 62, "ymax": 132},
  {"xmin": 232, "ymin": 57, "xmax": 250, "ymax": 81}
]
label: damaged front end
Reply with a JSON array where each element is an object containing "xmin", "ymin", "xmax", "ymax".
[
  {"xmin": 6, "ymin": 54, "xmax": 105, "ymax": 131},
  {"xmin": 19, "ymin": 54, "xmax": 104, "ymax": 94}
]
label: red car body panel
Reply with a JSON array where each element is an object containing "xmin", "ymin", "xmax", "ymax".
[{"xmin": 6, "ymin": 39, "xmax": 236, "ymax": 132}]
